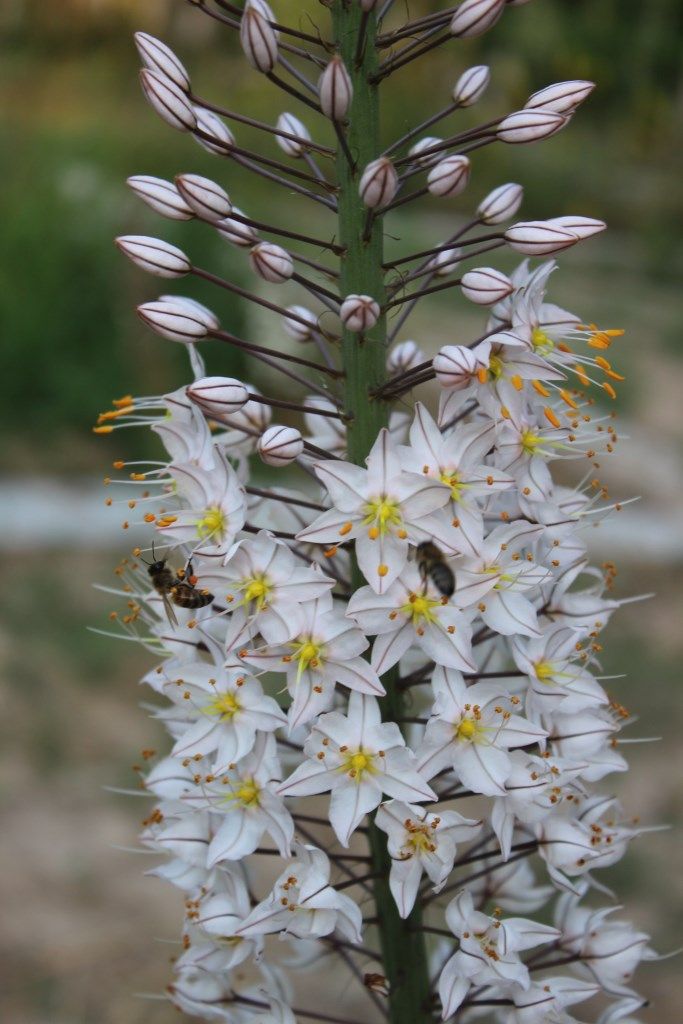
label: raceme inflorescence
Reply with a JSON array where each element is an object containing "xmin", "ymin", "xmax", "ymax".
[{"xmin": 98, "ymin": 2, "xmax": 663, "ymax": 1022}]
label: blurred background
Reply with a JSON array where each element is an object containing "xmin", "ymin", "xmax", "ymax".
[{"xmin": 0, "ymin": 1, "xmax": 681, "ymax": 1021}]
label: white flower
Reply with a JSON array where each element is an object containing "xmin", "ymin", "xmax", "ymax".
[
  {"xmin": 346, "ymin": 564, "xmax": 477, "ymax": 674},
  {"xmin": 197, "ymin": 532, "xmax": 334, "ymax": 651},
  {"xmin": 157, "ymin": 448, "xmax": 246, "ymax": 559},
  {"xmin": 278, "ymin": 693, "xmax": 436, "ymax": 846},
  {"xmin": 438, "ymin": 888, "xmax": 559, "ymax": 1018},
  {"xmin": 508, "ymin": 975, "xmax": 600, "ymax": 1024},
  {"xmin": 296, "ymin": 428, "xmax": 458, "ymax": 593},
  {"xmin": 375, "ymin": 800, "xmax": 481, "ymax": 917},
  {"xmin": 453, "ymin": 521, "xmax": 551, "ymax": 637},
  {"xmin": 537, "ymin": 795, "xmax": 642, "ymax": 887},
  {"xmin": 511, "ymin": 624, "xmax": 608, "ymax": 718},
  {"xmin": 400, "ymin": 402, "xmax": 514, "ymax": 556},
  {"xmin": 418, "ymin": 667, "xmax": 547, "ymax": 796},
  {"xmin": 240, "ymin": 593, "xmax": 385, "ymax": 730},
  {"xmin": 159, "ymin": 659, "xmax": 286, "ymax": 770},
  {"xmin": 236, "ymin": 844, "xmax": 363, "ymax": 943}
]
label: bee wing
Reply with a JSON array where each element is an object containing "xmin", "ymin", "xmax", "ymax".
[{"xmin": 161, "ymin": 590, "xmax": 179, "ymax": 628}]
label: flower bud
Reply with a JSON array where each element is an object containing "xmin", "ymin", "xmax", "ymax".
[
  {"xmin": 505, "ymin": 220, "xmax": 579, "ymax": 255},
  {"xmin": 496, "ymin": 109, "xmax": 566, "ymax": 144},
  {"xmin": 127, "ymin": 175, "xmax": 193, "ymax": 221},
  {"xmin": 453, "ymin": 65, "xmax": 490, "ymax": 106},
  {"xmin": 240, "ymin": 5, "xmax": 278, "ymax": 73},
  {"xmin": 137, "ymin": 300, "xmax": 211, "ymax": 342},
  {"xmin": 433, "ymin": 345, "xmax": 479, "ymax": 389},
  {"xmin": 140, "ymin": 69, "xmax": 196, "ymax": 133},
  {"xmin": 216, "ymin": 209, "xmax": 259, "ymax": 248},
  {"xmin": 359, "ymin": 0, "xmax": 379, "ymax": 9},
  {"xmin": 427, "ymin": 155, "xmax": 471, "ymax": 198},
  {"xmin": 359, "ymin": 157, "xmax": 399, "ymax": 210},
  {"xmin": 193, "ymin": 106, "xmax": 235, "ymax": 155},
  {"xmin": 187, "ymin": 376, "xmax": 249, "ymax": 416},
  {"xmin": 134, "ymin": 32, "xmax": 190, "ymax": 93},
  {"xmin": 175, "ymin": 174, "xmax": 232, "ymax": 222},
  {"xmin": 408, "ymin": 137, "xmax": 443, "ymax": 168},
  {"xmin": 283, "ymin": 305, "xmax": 318, "ymax": 342},
  {"xmin": 428, "ymin": 246, "xmax": 462, "ymax": 276},
  {"xmin": 158, "ymin": 295, "xmax": 220, "ymax": 331},
  {"xmin": 258, "ymin": 425, "xmax": 304, "ymax": 466},
  {"xmin": 387, "ymin": 340, "xmax": 425, "ymax": 374},
  {"xmin": 525, "ymin": 80, "xmax": 595, "ymax": 114},
  {"xmin": 461, "ymin": 267, "xmax": 514, "ymax": 304},
  {"xmin": 319, "ymin": 56, "xmax": 353, "ymax": 121},
  {"xmin": 548, "ymin": 215, "xmax": 606, "ymax": 239},
  {"xmin": 276, "ymin": 113, "xmax": 311, "ymax": 157},
  {"xmin": 249, "ymin": 242, "xmax": 293, "ymax": 283},
  {"xmin": 450, "ymin": 0, "xmax": 505, "ymax": 38},
  {"xmin": 248, "ymin": 0, "xmax": 276, "ymax": 17},
  {"xmin": 116, "ymin": 235, "xmax": 191, "ymax": 278},
  {"xmin": 477, "ymin": 182, "xmax": 523, "ymax": 224},
  {"xmin": 340, "ymin": 294, "xmax": 380, "ymax": 333}
]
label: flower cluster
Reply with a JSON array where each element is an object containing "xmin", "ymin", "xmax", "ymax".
[{"xmin": 99, "ymin": 3, "xmax": 662, "ymax": 1023}]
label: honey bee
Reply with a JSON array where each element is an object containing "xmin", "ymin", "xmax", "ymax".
[
  {"xmin": 416, "ymin": 541, "xmax": 455, "ymax": 598},
  {"xmin": 145, "ymin": 551, "xmax": 214, "ymax": 626}
]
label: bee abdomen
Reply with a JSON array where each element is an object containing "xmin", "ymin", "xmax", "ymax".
[
  {"xmin": 431, "ymin": 564, "xmax": 455, "ymax": 597},
  {"xmin": 171, "ymin": 584, "xmax": 215, "ymax": 609}
]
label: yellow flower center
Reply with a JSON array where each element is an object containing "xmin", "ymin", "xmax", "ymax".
[
  {"xmin": 488, "ymin": 354, "xmax": 504, "ymax": 380},
  {"xmin": 363, "ymin": 497, "xmax": 403, "ymax": 536},
  {"xmin": 206, "ymin": 691, "xmax": 241, "ymax": 720},
  {"xmin": 535, "ymin": 661, "xmax": 555, "ymax": 682},
  {"xmin": 440, "ymin": 470, "xmax": 464, "ymax": 500},
  {"xmin": 241, "ymin": 575, "xmax": 272, "ymax": 610},
  {"xmin": 520, "ymin": 429, "xmax": 541, "ymax": 455},
  {"xmin": 456, "ymin": 714, "xmax": 487, "ymax": 743},
  {"xmin": 406, "ymin": 826, "xmax": 436, "ymax": 854},
  {"xmin": 341, "ymin": 748, "xmax": 376, "ymax": 781},
  {"xmin": 531, "ymin": 327, "xmax": 555, "ymax": 355},
  {"xmin": 196, "ymin": 505, "xmax": 226, "ymax": 540},
  {"xmin": 289, "ymin": 638, "xmax": 324, "ymax": 685},
  {"xmin": 400, "ymin": 593, "xmax": 440, "ymax": 624},
  {"xmin": 234, "ymin": 780, "xmax": 260, "ymax": 807}
]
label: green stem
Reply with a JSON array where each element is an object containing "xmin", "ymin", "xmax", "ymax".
[{"xmin": 332, "ymin": 5, "xmax": 431, "ymax": 1021}]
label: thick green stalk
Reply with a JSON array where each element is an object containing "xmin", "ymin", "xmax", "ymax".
[{"xmin": 332, "ymin": 5, "xmax": 431, "ymax": 1021}]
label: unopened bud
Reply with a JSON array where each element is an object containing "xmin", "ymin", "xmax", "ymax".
[
  {"xmin": 240, "ymin": 5, "xmax": 278, "ymax": 73},
  {"xmin": 450, "ymin": 0, "xmax": 505, "ymax": 38},
  {"xmin": 134, "ymin": 32, "xmax": 190, "ymax": 93},
  {"xmin": 434, "ymin": 345, "xmax": 482, "ymax": 389},
  {"xmin": 217, "ymin": 209, "xmax": 259, "ymax": 248},
  {"xmin": 548, "ymin": 215, "xmax": 606, "ymax": 240},
  {"xmin": 359, "ymin": 0, "xmax": 379, "ymax": 9},
  {"xmin": 137, "ymin": 300, "xmax": 211, "ymax": 342},
  {"xmin": 340, "ymin": 294, "xmax": 380, "ymax": 333},
  {"xmin": 453, "ymin": 65, "xmax": 490, "ymax": 106},
  {"xmin": 193, "ymin": 107, "xmax": 235, "ymax": 155},
  {"xmin": 116, "ymin": 235, "xmax": 190, "ymax": 278},
  {"xmin": 276, "ymin": 113, "xmax": 311, "ymax": 157},
  {"xmin": 187, "ymin": 376, "xmax": 249, "ymax": 416},
  {"xmin": 427, "ymin": 155, "xmax": 471, "ymax": 198},
  {"xmin": 175, "ymin": 174, "xmax": 232, "ymax": 222},
  {"xmin": 387, "ymin": 340, "xmax": 425, "ymax": 374},
  {"xmin": 408, "ymin": 137, "xmax": 443, "ymax": 168},
  {"xmin": 127, "ymin": 176, "xmax": 193, "ymax": 221},
  {"xmin": 283, "ymin": 305, "xmax": 318, "ymax": 342},
  {"xmin": 258, "ymin": 425, "xmax": 304, "ymax": 466},
  {"xmin": 319, "ymin": 56, "xmax": 353, "ymax": 121},
  {"xmin": 461, "ymin": 267, "xmax": 514, "ymax": 305},
  {"xmin": 477, "ymin": 182, "xmax": 523, "ymax": 224},
  {"xmin": 505, "ymin": 220, "xmax": 579, "ymax": 255},
  {"xmin": 140, "ymin": 69, "xmax": 196, "ymax": 134},
  {"xmin": 248, "ymin": 0, "xmax": 276, "ymax": 17},
  {"xmin": 359, "ymin": 157, "xmax": 399, "ymax": 210},
  {"xmin": 158, "ymin": 295, "xmax": 220, "ymax": 332},
  {"xmin": 249, "ymin": 242, "xmax": 293, "ymax": 283},
  {"xmin": 497, "ymin": 109, "xmax": 566, "ymax": 143},
  {"xmin": 525, "ymin": 80, "xmax": 595, "ymax": 114},
  {"xmin": 428, "ymin": 247, "xmax": 462, "ymax": 276}
]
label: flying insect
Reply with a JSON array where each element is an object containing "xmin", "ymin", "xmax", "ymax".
[{"xmin": 416, "ymin": 541, "xmax": 455, "ymax": 598}]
